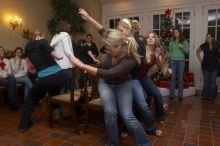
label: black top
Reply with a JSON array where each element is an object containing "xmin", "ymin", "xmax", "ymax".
[
  {"xmin": 74, "ymin": 44, "xmax": 95, "ymax": 65},
  {"xmin": 200, "ymin": 42, "xmax": 220, "ymax": 71},
  {"xmin": 73, "ymin": 44, "xmax": 85, "ymax": 62},
  {"xmin": 97, "ymin": 53, "xmax": 137, "ymax": 85},
  {"xmin": 130, "ymin": 35, "xmax": 147, "ymax": 79},
  {"xmin": 25, "ymin": 39, "xmax": 57, "ymax": 72},
  {"xmin": 100, "ymin": 46, "xmax": 107, "ymax": 54}
]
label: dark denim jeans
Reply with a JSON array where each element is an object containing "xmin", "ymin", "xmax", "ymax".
[
  {"xmin": 139, "ymin": 77, "xmax": 165, "ymax": 120},
  {"xmin": 60, "ymin": 68, "xmax": 73, "ymax": 93},
  {"xmin": 0, "ymin": 75, "xmax": 18, "ymax": 106},
  {"xmin": 20, "ymin": 70, "xmax": 67, "ymax": 130},
  {"xmin": 16, "ymin": 75, "xmax": 33, "ymax": 100},
  {"xmin": 202, "ymin": 70, "xmax": 218, "ymax": 98},
  {"xmin": 131, "ymin": 79, "xmax": 157, "ymax": 132},
  {"xmin": 98, "ymin": 79, "xmax": 151, "ymax": 146},
  {"xmin": 170, "ymin": 60, "xmax": 185, "ymax": 98}
]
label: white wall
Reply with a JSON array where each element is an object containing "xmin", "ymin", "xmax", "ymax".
[{"xmin": 102, "ymin": 0, "xmax": 220, "ymax": 91}]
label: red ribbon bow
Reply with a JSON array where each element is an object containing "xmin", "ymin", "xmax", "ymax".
[{"xmin": 0, "ymin": 61, "xmax": 6, "ymax": 70}]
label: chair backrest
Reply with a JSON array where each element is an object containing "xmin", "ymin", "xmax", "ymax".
[{"xmin": 77, "ymin": 70, "xmax": 89, "ymax": 103}]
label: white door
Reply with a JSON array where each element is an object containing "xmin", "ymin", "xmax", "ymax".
[
  {"xmin": 203, "ymin": 5, "xmax": 220, "ymax": 44},
  {"xmin": 105, "ymin": 13, "xmax": 142, "ymax": 33}
]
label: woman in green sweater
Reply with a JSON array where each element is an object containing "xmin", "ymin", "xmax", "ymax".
[{"xmin": 169, "ymin": 27, "xmax": 189, "ymax": 101}]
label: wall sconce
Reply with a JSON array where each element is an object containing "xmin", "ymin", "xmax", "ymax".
[{"xmin": 9, "ymin": 15, "xmax": 22, "ymax": 30}]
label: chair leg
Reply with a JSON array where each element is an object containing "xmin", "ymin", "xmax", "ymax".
[
  {"xmin": 47, "ymin": 99, "xmax": 54, "ymax": 128},
  {"xmin": 70, "ymin": 103, "xmax": 80, "ymax": 134},
  {"xmin": 83, "ymin": 107, "xmax": 89, "ymax": 133}
]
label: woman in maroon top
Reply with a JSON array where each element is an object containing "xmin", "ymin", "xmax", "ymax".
[{"xmin": 72, "ymin": 29, "xmax": 151, "ymax": 146}]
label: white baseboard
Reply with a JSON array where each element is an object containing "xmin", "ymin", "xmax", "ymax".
[{"xmin": 159, "ymin": 87, "xmax": 196, "ymax": 97}]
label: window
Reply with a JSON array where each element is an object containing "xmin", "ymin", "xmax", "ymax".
[
  {"xmin": 175, "ymin": 12, "xmax": 191, "ymax": 42},
  {"xmin": 206, "ymin": 8, "xmax": 220, "ymax": 76},
  {"xmin": 109, "ymin": 16, "xmax": 140, "ymax": 29},
  {"xmin": 109, "ymin": 18, "xmax": 120, "ymax": 29},
  {"xmin": 207, "ymin": 9, "xmax": 220, "ymax": 43},
  {"xmin": 108, "ymin": 16, "xmax": 140, "ymax": 36},
  {"xmin": 153, "ymin": 14, "xmax": 165, "ymax": 36},
  {"xmin": 175, "ymin": 11, "xmax": 191, "ymax": 71}
]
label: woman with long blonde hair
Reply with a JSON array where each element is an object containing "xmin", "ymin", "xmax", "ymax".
[
  {"xmin": 73, "ymin": 28, "xmax": 151, "ymax": 146},
  {"xmin": 79, "ymin": 8, "xmax": 162, "ymax": 139},
  {"xmin": 140, "ymin": 32, "xmax": 171, "ymax": 123}
]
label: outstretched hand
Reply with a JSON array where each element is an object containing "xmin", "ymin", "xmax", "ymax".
[
  {"xmin": 78, "ymin": 8, "xmax": 89, "ymax": 21},
  {"xmin": 72, "ymin": 56, "xmax": 85, "ymax": 69}
]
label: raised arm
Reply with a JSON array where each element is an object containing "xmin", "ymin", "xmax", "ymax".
[{"xmin": 78, "ymin": 8, "xmax": 103, "ymax": 31}]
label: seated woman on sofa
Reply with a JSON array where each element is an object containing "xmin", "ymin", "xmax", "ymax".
[
  {"xmin": 9, "ymin": 47, "xmax": 33, "ymax": 100},
  {"xmin": 0, "ymin": 46, "xmax": 18, "ymax": 110}
]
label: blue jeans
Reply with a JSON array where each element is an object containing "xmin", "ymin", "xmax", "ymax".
[
  {"xmin": 139, "ymin": 77, "xmax": 164, "ymax": 120},
  {"xmin": 0, "ymin": 75, "xmax": 18, "ymax": 106},
  {"xmin": 98, "ymin": 79, "xmax": 151, "ymax": 146},
  {"xmin": 170, "ymin": 60, "xmax": 185, "ymax": 98},
  {"xmin": 16, "ymin": 75, "xmax": 33, "ymax": 100},
  {"xmin": 202, "ymin": 70, "xmax": 218, "ymax": 98},
  {"xmin": 131, "ymin": 79, "xmax": 156, "ymax": 132}
]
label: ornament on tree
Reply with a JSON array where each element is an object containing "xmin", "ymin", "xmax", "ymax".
[{"xmin": 165, "ymin": 9, "xmax": 172, "ymax": 16}]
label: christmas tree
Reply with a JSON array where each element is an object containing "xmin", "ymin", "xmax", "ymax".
[
  {"xmin": 47, "ymin": 0, "xmax": 85, "ymax": 35},
  {"xmin": 160, "ymin": 9, "xmax": 174, "ymax": 47},
  {"xmin": 151, "ymin": 9, "xmax": 174, "ymax": 87}
]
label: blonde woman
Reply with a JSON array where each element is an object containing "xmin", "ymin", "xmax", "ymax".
[
  {"xmin": 79, "ymin": 8, "xmax": 162, "ymax": 138},
  {"xmin": 10, "ymin": 47, "xmax": 33, "ymax": 100},
  {"xmin": 72, "ymin": 29, "xmax": 151, "ymax": 146}
]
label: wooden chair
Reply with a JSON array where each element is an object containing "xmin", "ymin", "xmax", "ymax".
[
  {"xmin": 83, "ymin": 72, "xmax": 103, "ymax": 133},
  {"xmin": 48, "ymin": 69, "xmax": 86, "ymax": 134}
]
